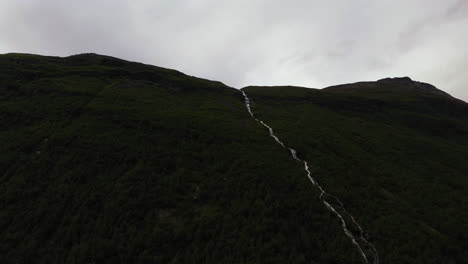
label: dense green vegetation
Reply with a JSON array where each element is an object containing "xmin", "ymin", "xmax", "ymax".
[
  {"xmin": 1, "ymin": 53, "xmax": 467, "ymax": 263},
  {"xmin": 244, "ymin": 79, "xmax": 468, "ymax": 264},
  {"xmin": 0, "ymin": 53, "xmax": 364, "ymax": 263}
]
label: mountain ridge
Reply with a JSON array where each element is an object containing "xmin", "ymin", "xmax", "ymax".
[{"xmin": 4, "ymin": 52, "xmax": 465, "ymax": 103}]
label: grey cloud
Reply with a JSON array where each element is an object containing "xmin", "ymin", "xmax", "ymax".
[
  {"xmin": 444, "ymin": 0, "xmax": 468, "ymax": 20},
  {"xmin": 0, "ymin": 0, "xmax": 466, "ymax": 101}
]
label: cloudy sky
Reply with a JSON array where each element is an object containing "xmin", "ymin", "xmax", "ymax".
[{"xmin": 1, "ymin": 0, "xmax": 467, "ymax": 100}]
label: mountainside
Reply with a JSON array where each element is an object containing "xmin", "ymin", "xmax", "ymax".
[
  {"xmin": 244, "ymin": 81, "xmax": 468, "ymax": 263},
  {"xmin": 1, "ymin": 53, "xmax": 467, "ymax": 264}
]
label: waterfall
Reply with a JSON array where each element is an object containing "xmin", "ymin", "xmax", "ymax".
[{"xmin": 241, "ymin": 90, "xmax": 378, "ymax": 264}]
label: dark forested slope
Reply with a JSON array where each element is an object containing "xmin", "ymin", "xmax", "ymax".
[
  {"xmin": 1, "ymin": 53, "xmax": 467, "ymax": 263},
  {"xmin": 0, "ymin": 53, "xmax": 362, "ymax": 264},
  {"xmin": 244, "ymin": 79, "xmax": 468, "ymax": 264}
]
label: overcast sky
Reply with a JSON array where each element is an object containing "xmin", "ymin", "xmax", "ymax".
[{"xmin": 1, "ymin": 0, "xmax": 467, "ymax": 100}]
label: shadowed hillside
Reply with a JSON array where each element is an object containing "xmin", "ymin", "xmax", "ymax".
[
  {"xmin": 0, "ymin": 53, "xmax": 363, "ymax": 264},
  {"xmin": 244, "ymin": 79, "xmax": 468, "ymax": 263},
  {"xmin": 1, "ymin": 53, "xmax": 467, "ymax": 263}
]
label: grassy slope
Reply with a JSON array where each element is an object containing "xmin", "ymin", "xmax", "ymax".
[
  {"xmin": 0, "ymin": 53, "xmax": 366, "ymax": 263},
  {"xmin": 244, "ymin": 81, "xmax": 468, "ymax": 264}
]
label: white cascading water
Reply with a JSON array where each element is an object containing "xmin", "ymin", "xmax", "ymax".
[{"xmin": 241, "ymin": 90, "xmax": 379, "ymax": 264}]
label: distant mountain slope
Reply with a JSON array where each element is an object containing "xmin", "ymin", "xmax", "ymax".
[
  {"xmin": 244, "ymin": 80, "xmax": 468, "ymax": 264},
  {"xmin": 325, "ymin": 77, "xmax": 454, "ymax": 99},
  {"xmin": 0, "ymin": 53, "xmax": 363, "ymax": 264}
]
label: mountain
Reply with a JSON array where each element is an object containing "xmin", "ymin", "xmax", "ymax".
[
  {"xmin": 0, "ymin": 53, "xmax": 467, "ymax": 264},
  {"xmin": 244, "ymin": 80, "xmax": 468, "ymax": 263}
]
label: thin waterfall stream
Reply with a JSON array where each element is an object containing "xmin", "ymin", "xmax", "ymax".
[{"xmin": 241, "ymin": 90, "xmax": 379, "ymax": 264}]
